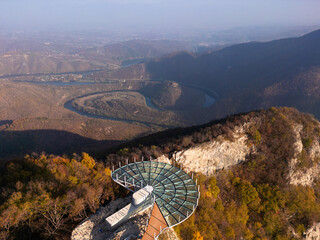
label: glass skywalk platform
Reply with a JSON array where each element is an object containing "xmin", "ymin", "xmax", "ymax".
[{"xmin": 111, "ymin": 160, "xmax": 199, "ymax": 233}]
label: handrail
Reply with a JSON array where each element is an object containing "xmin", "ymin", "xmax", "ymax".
[
  {"xmin": 153, "ymin": 189, "xmax": 200, "ymax": 239},
  {"xmin": 111, "ymin": 158, "xmax": 200, "ymax": 240}
]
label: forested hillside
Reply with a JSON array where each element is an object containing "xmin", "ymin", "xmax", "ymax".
[
  {"xmin": 0, "ymin": 153, "xmax": 121, "ymax": 239},
  {"xmin": 144, "ymin": 29, "xmax": 320, "ymax": 97},
  {"xmin": 107, "ymin": 29, "xmax": 320, "ymax": 120},
  {"xmin": 2, "ymin": 107, "xmax": 320, "ymax": 239}
]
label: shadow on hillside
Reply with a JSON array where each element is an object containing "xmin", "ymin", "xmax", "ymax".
[
  {"xmin": 0, "ymin": 129, "xmax": 123, "ymax": 161},
  {"xmin": 0, "ymin": 120, "xmax": 13, "ymax": 127}
]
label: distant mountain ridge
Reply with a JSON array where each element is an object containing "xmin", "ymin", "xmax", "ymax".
[
  {"xmin": 144, "ymin": 29, "xmax": 320, "ymax": 95},
  {"xmin": 109, "ymin": 29, "xmax": 320, "ymax": 119},
  {"xmin": 0, "ymin": 39, "xmax": 194, "ymax": 76},
  {"xmin": 85, "ymin": 39, "xmax": 194, "ymax": 62}
]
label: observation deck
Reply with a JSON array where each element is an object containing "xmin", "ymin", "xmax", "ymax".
[{"xmin": 108, "ymin": 159, "xmax": 200, "ymax": 239}]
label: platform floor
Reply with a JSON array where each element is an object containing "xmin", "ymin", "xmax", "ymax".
[{"xmin": 142, "ymin": 202, "xmax": 168, "ymax": 240}]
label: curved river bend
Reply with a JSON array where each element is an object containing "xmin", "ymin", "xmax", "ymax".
[{"xmin": 18, "ymin": 81, "xmax": 216, "ymax": 127}]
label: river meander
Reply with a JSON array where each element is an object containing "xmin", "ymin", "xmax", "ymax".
[{"xmin": 17, "ymin": 80, "xmax": 216, "ymax": 127}]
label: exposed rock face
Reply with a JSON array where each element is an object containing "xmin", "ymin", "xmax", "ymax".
[
  {"xmin": 71, "ymin": 197, "xmax": 150, "ymax": 240},
  {"xmin": 289, "ymin": 159, "xmax": 320, "ymax": 186},
  {"xmin": 310, "ymin": 140, "xmax": 320, "ymax": 161},
  {"xmin": 72, "ymin": 108, "xmax": 320, "ymax": 240},
  {"xmin": 106, "ymin": 213, "xmax": 149, "ymax": 240},
  {"xmin": 288, "ymin": 124, "xmax": 305, "ymax": 185},
  {"xmin": 159, "ymin": 228, "xmax": 180, "ymax": 240},
  {"xmin": 288, "ymin": 124, "xmax": 320, "ymax": 186},
  {"xmin": 174, "ymin": 124, "xmax": 253, "ymax": 176},
  {"xmin": 156, "ymin": 155, "xmax": 172, "ymax": 165},
  {"xmin": 305, "ymin": 223, "xmax": 320, "ymax": 240}
]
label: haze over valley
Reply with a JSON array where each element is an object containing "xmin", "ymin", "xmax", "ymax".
[
  {"xmin": 1, "ymin": 27, "xmax": 320, "ymax": 161},
  {"xmin": 1, "ymin": 0, "xmax": 320, "ymax": 239}
]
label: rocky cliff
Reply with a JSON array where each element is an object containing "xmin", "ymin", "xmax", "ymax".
[{"xmin": 73, "ymin": 107, "xmax": 320, "ymax": 239}]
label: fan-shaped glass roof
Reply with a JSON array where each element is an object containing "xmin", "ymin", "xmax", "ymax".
[{"xmin": 111, "ymin": 161, "xmax": 199, "ymax": 227}]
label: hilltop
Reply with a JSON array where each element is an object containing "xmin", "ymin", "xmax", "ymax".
[
  {"xmin": 119, "ymin": 29, "xmax": 320, "ymax": 95},
  {"xmin": 107, "ymin": 29, "xmax": 320, "ymax": 119},
  {"xmin": 2, "ymin": 107, "xmax": 320, "ymax": 239},
  {"xmin": 0, "ymin": 39, "xmax": 193, "ymax": 77},
  {"xmin": 100, "ymin": 107, "xmax": 320, "ymax": 239},
  {"xmin": 84, "ymin": 39, "xmax": 194, "ymax": 64}
]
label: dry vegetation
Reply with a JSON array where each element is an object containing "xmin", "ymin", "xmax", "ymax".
[
  {"xmin": 72, "ymin": 91, "xmax": 181, "ymax": 126},
  {"xmin": 0, "ymin": 80, "xmax": 158, "ymax": 160},
  {"xmin": 141, "ymin": 81, "xmax": 205, "ymax": 111},
  {"xmin": 0, "ymin": 78, "xmax": 217, "ymax": 160},
  {"xmin": 105, "ymin": 30, "xmax": 320, "ymax": 122},
  {"xmin": 2, "ymin": 107, "xmax": 320, "ymax": 239},
  {"xmin": 0, "ymin": 153, "xmax": 123, "ymax": 240},
  {"xmin": 103, "ymin": 107, "xmax": 320, "ymax": 240}
]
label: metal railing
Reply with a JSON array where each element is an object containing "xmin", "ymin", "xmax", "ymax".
[{"xmin": 110, "ymin": 157, "xmax": 200, "ymax": 240}]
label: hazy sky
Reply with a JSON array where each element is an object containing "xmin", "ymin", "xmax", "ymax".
[{"xmin": 1, "ymin": 0, "xmax": 320, "ymax": 32}]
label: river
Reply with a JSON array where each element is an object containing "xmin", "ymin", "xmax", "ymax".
[{"xmin": 17, "ymin": 80, "xmax": 216, "ymax": 126}]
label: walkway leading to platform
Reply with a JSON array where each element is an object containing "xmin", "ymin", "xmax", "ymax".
[{"xmin": 142, "ymin": 203, "xmax": 168, "ymax": 240}]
